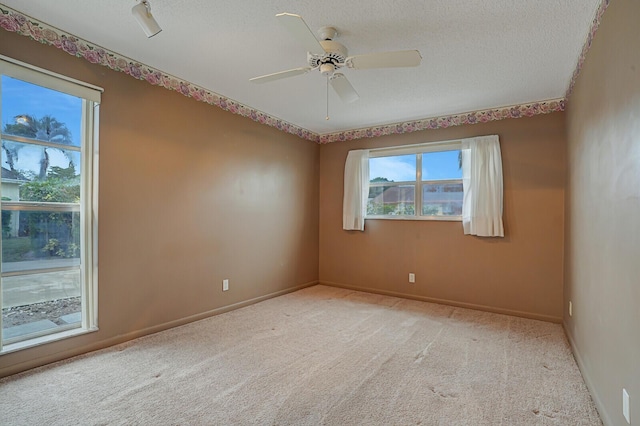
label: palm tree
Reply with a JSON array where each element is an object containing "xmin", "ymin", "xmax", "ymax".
[
  {"xmin": 1, "ymin": 140, "xmax": 20, "ymax": 172},
  {"xmin": 32, "ymin": 115, "xmax": 73, "ymax": 145},
  {"xmin": 2, "ymin": 114, "xmax": 73, "ymax": 179}
]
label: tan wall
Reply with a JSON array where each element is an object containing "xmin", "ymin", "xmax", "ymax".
[
  {"xmin": 565, "ymin": 0, "xmax": 640, "ymax": 424},
  {"xmin": 0, "ymin": 31, "xmax": 319, "ymax": 377},
  {"xmin": 319, "ymin": 113, "xmax": 566, "ymax": 321}
]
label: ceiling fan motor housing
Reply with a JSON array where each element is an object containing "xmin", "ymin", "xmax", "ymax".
[{"xmin": 308, "ymin": 40, "xmax": 348, "ymax": 71}]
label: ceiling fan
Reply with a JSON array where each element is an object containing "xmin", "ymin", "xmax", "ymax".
[{"xmin": 250, "ymin": 13, "xmax": 422, "ymax": 104}]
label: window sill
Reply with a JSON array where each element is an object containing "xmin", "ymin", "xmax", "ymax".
[
  {"xmin": 366, "ymin": 215, "xmax": 462, "ymax": 222},
  {"xmin": 1, "ymin": 326, "xmax": 99, "ymax": 355}
]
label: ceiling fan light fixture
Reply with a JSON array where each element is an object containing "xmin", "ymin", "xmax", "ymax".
[
  {"xmin": 320, "ymin": 63, "xmax": 335, "ymax": 76},
  {"xmin": 132, "ymin": 0, "xmax": 162, "ymax": 38}
]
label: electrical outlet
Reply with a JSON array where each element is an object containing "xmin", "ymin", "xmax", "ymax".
[
  {"xmin": 569, "ymin": 301, "xmax": 572, "ymax": 317},
  {"xmin": 222, "ymin": 279, "xmax": 229, "ymax": 292},
  {"xmin": 623, "ymin": 388, "xmax": 630, "ymax": 424},
  {"xmin": 408, "ymin": 273, "xmax": 415, "ymax": 283}
]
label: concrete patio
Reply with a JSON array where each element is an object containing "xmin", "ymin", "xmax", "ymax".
[
  {"xmin": 2, "ymin": 262, "xmax": 82, "ymax": 341},
  {"xmin": 2, "ymin": 260, "xmax": 81, "ymax": 309}
]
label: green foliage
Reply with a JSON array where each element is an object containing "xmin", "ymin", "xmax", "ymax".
[
  {"xmin": 20, "ymin": 164, "xmax": 79, "ymax": 203},
  {"xmin": 398, "ymin": 204, "xmax": 415, "ymax": 215},
  {"xmin": 2, "ymin": 115, "xmax": 37, "ymax": 138},
  {"xmin": 3, "ymin": 114, "xmax": 72, "ymax": 144},
  {"xmin": 20, "ymin": 179, "xmax": 80, "ymax": 203},
  {"xmin": 422, "ymin": 205, "xmax": 441, "ymax": 215},
  {"xmin": 42, "ymin": 238, "xmax": 79, "ymax": 258},
  {"xmin": 1, "ymin": 237, "xmax": 32, "ymax": 262},
  {"xmin": 48, "ymin": 165, "xmax": 77, "ymax": 180},
  {"xmin": 367, "ymin": 202, "xmax": 393, "ymax": 215},
  {"xmin": 1, "ymin": 196, "xmax": 11, "ymax": 238},
  {"xmin": 16, "ymin": 164, "xmax": 80, "ymax": 260},
  {"xmin": 370, "ymin": 177, "xmax": 392, "ymax": 183},
  {"xmin": 367, "ymin": 202, "xmax": 415, "ymax": 216}
]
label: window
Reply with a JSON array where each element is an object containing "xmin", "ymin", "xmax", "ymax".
[
  {"xmin": 367, "ymin": 141, "xmax": 463, "ymax": 220},
  {"xmin": 0, "ymin": 56, "xmax": 101, "ymax": 352}
]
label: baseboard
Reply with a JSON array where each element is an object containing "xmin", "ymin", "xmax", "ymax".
[
  {"xmin": 319, "ymin": 281, "xmax": 563, "ymax": 323},
  {"xmin": 0, "ymin": 281, "xmax": 318, "ymax": 378},
  {"xmin": 563, "ymin": 322, "xmax": 612, "ymax": 426}
]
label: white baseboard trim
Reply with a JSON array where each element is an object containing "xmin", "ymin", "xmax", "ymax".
[
  {"xmin": 319, "ymin": 281, "xmax": 562, "ymax": 323},
  {"xmin": 0, "ymin": 281, "xmax": 318, "ymax": 378},
  {"xmin": 563, "ymin": 323, "xmax": 611, "ymax": 426}
]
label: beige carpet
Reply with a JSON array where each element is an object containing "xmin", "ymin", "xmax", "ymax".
[{"xmin": 0, "ymin": 285, "xmax": 601, "ymax": 425}]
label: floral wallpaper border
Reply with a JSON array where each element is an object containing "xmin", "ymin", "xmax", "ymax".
[
  {"xmin": 565, "ymin": 0, "xmax": 609, "ymax": 99},
  {"xmin": 0, "ymin": 2, "xmax": 606, "ymax": 144},
  {"xmin": 0, "ymin": 5, "xmax": 318, "ymax": 142},
  {"xmin": 318, "ymin": 100, "xmax": 565, "ymax": 144}
]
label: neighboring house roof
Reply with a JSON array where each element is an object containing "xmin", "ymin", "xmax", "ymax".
[
  {"xmin": 372, "ymin": 187, "xmax": 415, "ymax": 204},
  {"xmin": 372, "ymin": 186, "xmax": 462, "ymax": 204},
  {"xmin": 1, "ymin": 167, "xmax": 28, "ymax": 181},
  {"xmin": 423, "ymin": 192, "xmax": 464, "ymax": 203}
]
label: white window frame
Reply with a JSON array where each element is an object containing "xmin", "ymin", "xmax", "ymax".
[
  {"xmin": 367, "ymin": 139, "xmax": 463, "ymax": 221},
  {"xmin": 0, "ymin": 55, "xmax": 101, "ymax": 354}
]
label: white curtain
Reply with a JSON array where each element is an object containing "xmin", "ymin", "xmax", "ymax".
[
  {"xmin": 343, "ymin": 149, "xmax": 370, "ymax": 231},
  {"xmin": 461, "ymin": 135, "xmax": 504, "ymax": 237}
]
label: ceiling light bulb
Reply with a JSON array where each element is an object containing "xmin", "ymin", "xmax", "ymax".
[{"xmin": 132, "ymin": 0, "xmax": 162, "ymax": 38}]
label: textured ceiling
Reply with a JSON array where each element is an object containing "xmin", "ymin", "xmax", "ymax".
[{"xmin": 1, "ymin": 0, "xmax": 602, "ymax": 138}]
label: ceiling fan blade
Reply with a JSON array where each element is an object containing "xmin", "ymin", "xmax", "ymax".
[
  {"xmin": 347, "ymin": 50, "xmax": 422, "ymax": 70},
  {"xmin": 276, "ymin": 13, "xmax": 326, "ymax": 56},
  {"xmin": 250, "ymin": 67, "xmax": 312, "ymax": 84},
  {"xmin": 330, "ymin": 73, "xmax": 359, "ymax": 103}
]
